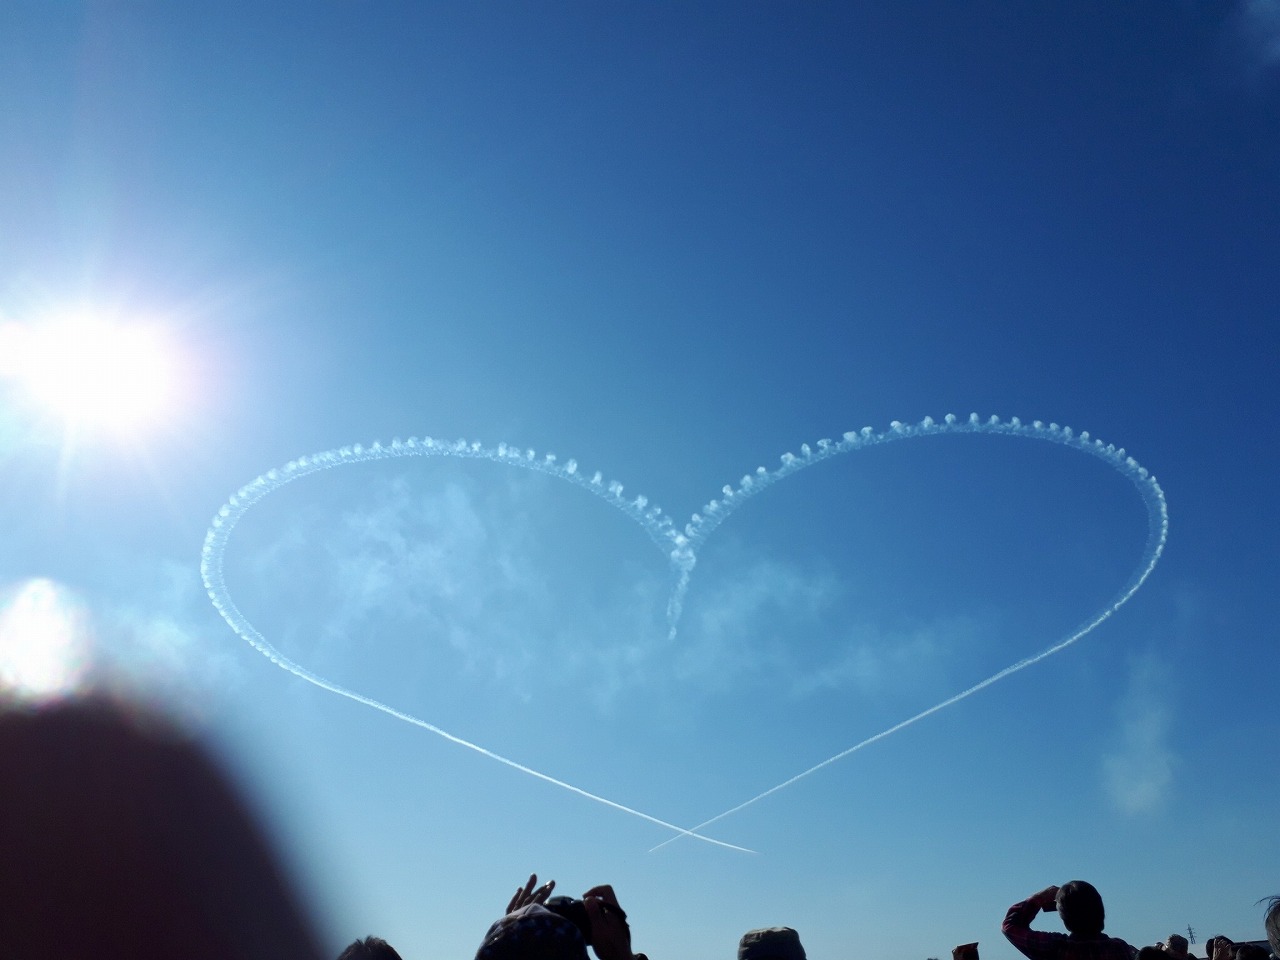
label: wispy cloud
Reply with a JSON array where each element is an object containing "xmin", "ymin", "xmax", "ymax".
[
  {"xmin": 1102, "ymin": 652, "xmax": 1177, "ymax": 813},
  {"xmin": 310, "ymin": 475, "xmax": 560, "ymax": 699},
  {"xmin": 228, "ymin": 470, "xmax": 993, "ymax": 724},
  {"xmin": 789, "ymin": 617, "xmax": 973, "ymax": 698},
  {"xmin": 672, "ymin": 547, "xmax": 977, "ymax": 701},
  {"xmin": 1198, "ymin": 0, "xmax": 1280, "ymax": 81},
  {"xmin": 329, "ymin": 478, "xmax": 548, "ymax": 670},
  {"xmin": 1233, "ymin": 0, "xmax": 1280, "ymax": 72},
  {"xmin": 36, "ymin": 558, "xmax": 243, "ymax": 728},
  {"xmin": 674, "ymin": 555, "xmax": 836, "ymax": 692},
  {"xmin": 232, "ymin": 470, "xmax": 672, "ymax": 707}
]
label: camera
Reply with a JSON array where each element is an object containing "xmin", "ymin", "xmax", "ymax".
[{"xmin": 546, "ymin": 896, "xmax": 592, "ymax": 946}]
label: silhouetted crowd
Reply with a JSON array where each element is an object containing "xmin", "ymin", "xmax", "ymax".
[{"xmin": 2, "ymin": 697, "xmax": 1276, "ymax": 960}]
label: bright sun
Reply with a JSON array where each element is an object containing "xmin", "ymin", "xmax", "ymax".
[{"xmin": 0, "ymin": 315, "xmax": 179, "ymax": 435}]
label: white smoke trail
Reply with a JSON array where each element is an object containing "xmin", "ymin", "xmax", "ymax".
[
  {"xmin": 201, "ymin": 415, "xmax": 1167, "ymax": 851},
  {"xmin": 647, "ymin": 413, "xmax": 1169, "ymax": 850},
  {"xmin": 200, "ymin": 437, "xmax": 749, "ymax": 852}
]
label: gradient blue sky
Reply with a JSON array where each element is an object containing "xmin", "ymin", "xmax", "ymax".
[{"xmin": 1, "ymin": 3, "xmax": 1278, "ymax": 959}]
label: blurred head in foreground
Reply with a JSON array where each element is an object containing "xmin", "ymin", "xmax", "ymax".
[
  {"xmin": 0, "ymin": 695, "xmax": 323, "ymax": 960},
  {"xmin": 338, "ymin": 937, "xmax": 405, "ymax": 960}
]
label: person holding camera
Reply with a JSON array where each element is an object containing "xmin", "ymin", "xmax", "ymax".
[
  {"xmin": 476, "ymin": 874, "xmax": 649, "ymax": 960},
  {"xmin": 1002, "ymin": 881, "xmax": 1137, "ymax": 960}
]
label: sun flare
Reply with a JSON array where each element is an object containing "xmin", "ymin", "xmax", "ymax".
[
  {"xmin": 0, "ymin": 315, "xmax": 180, "ymax": 435},
  {"xmin": 0, "ymin": 579, "xmax": 90, "ymax": 701}
]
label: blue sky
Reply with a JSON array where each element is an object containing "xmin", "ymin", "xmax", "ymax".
[{"xmin": 1, "ymin": 3, "xmax": 1278, "ymax": 959}]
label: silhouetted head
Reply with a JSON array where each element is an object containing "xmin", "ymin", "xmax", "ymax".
[
  {"xmin": 1233, "ymin": 945, "xmax": 1267, "ymax": 960},
  {"xmin": 1164, "ymin": 935, "xmax": 1189, "ymax": 958},
  {"xmin": 738, "ymin": 927, "xmax": 807, "ymax": 960},
  {"xmin": 338, "ymin": 937, "xmax": 404, "ymax": 960},
  {"xmin": 1056, "ymin": 881, "xmax": 1105, "ymax": 937},
  {"xmin": 1265, "ymin": 897, "xmax": 1280, "ymax": 958}
]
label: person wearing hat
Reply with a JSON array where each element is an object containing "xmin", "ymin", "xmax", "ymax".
[{"xmin": 738, "ymin": 927, "xmax": 807, "ymax": 960}]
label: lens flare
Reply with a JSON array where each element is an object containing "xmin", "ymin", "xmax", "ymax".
[{"xmin": 0, "ymin": 579, "xmax": 92, "ymax": 701}]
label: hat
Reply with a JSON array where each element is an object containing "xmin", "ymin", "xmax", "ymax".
[
  {"xmin": 739, "ymin": 927, "xmax": 807, "ymax": 960},
  {"xmin": 476, "ymin": 904, "xmax": 589, "ymax": 960}
]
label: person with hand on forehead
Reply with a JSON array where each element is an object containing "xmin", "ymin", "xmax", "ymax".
[{"xmin": 1003, "ymin": 881, "xmax": 1136, "ymax": 960}]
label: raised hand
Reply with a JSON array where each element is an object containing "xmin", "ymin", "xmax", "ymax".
[
  {"xmin": 583, "ymin": 885, "xmax": 634, "ymax": 960},
  {"xmin": 507, "ymin": 874, "xmax": 556, "ymax": 915}
]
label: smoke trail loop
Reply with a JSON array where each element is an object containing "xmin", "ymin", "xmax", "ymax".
[{"xmin": 201, "ymin": 414, "xmax": 1167, "ymax": 851}]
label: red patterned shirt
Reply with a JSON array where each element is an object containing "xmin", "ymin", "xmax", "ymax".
[{"xmin": 1003, "ymin": 897, "xmax": 1137, "ymax": 960}]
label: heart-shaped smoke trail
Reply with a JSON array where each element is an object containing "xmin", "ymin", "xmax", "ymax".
[{"xmin": 202, "ymin": 414, "xmax": 1167, "ymax": 852}]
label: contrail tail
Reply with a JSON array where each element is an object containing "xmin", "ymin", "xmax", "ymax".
[{"xmin": 650, "ymin": 414, "xmax": 1168, "ymax": 851}]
